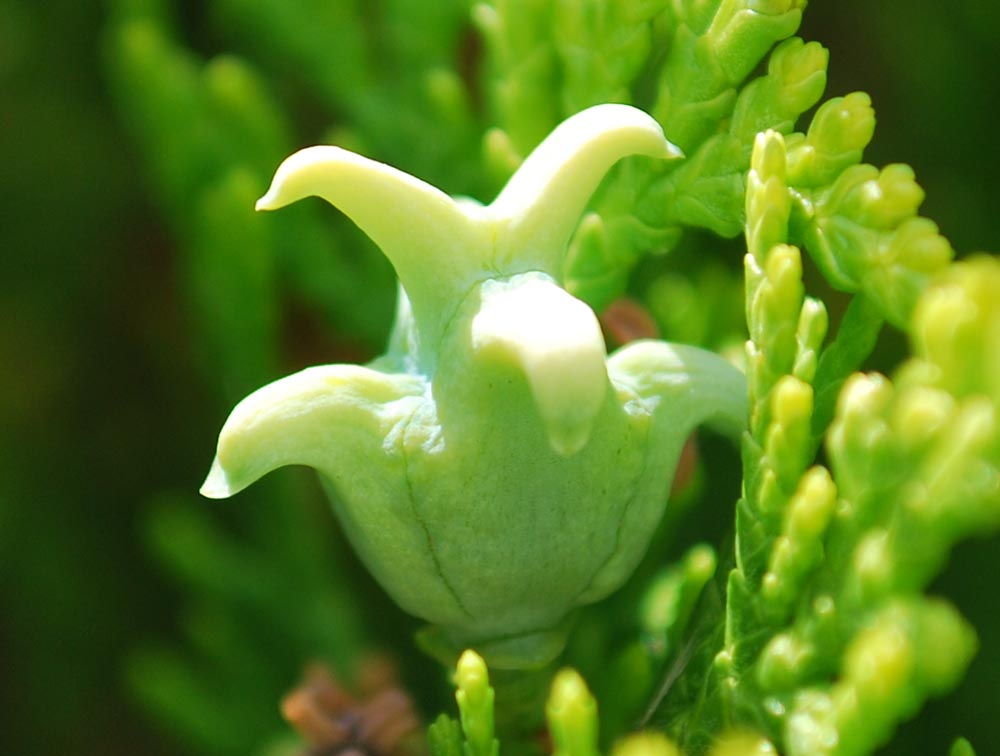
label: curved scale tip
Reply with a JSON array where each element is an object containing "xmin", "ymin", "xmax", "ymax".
[
  {"xmin": 198, "ymin": 364, "xmax": 424, "ymax": 502},
  {"xmin": 490, "ymin": 104, "xmax": 681, "ymax": 273},
  {"xmin": 253, "ymin": 145, "xmax": 488, "ymax": 337},
  {"xmin": 253, "ymin": 146, "xmax": 356, "ymax": 211},
  {"xmin": 254, "ymin": 193, "xmax": 279, "ymax": 212},
  {"xmin": 495, "ymin": 105, "xmax": 681, "ymax": 217},
  {"xmin": 200, "ymin": 457, "xmax": 237, "ymax": 499},
  {"xmin": 609, "ymin": 340, "xmax": 748, "ymax": 439}
]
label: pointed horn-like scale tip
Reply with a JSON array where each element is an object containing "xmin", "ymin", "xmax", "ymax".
[
  {"xmin": 200, "ymin": 364, "xmax": 424, "ymax": 500},
  {"xmin": 608, "ymin": 341, "xmax": 748, "ymax": 439},
  {"xmin": 200, "ymin": 456, "xmax": 235, "ymax": 499},
  {"xmin": 255, "ymin": 146, "xmax": 491, "ymax": 337},
  {"xmin": 471, "ymin": 274, "xmax": 608, "ymax": 456},
  {"xmin": 490, "ymin": 104, "xmax": 681, "ymax": 275}
]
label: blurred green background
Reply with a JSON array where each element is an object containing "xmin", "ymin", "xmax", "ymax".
[{"xmin": 1, "ymin": 1, "xmax": 998, "ymax": 754}]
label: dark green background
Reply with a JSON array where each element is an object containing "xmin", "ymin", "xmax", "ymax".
[{"xmin": 1, "ymin": 1, "xmax": 997, "ymax": 754}]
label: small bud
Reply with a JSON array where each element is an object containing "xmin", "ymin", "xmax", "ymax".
[
  {"xmin": 470, "ymin": 3, "xmax": 500, "ymax": 45},
  {"xmin": 854, "ymin": 164, "xmax": 923, "ymax": 230},
  {"xmin": 705, "ymin": 0, "xmax": 806, "ymax": 85},
  {"xmin": 709, "ymin": 731, "xmax": 778, "ymax": 756},
  {"xmin": 844, "ymin": 611, "xmax": 913, "ymax": 702},
  {"xmin": 892, "ymin": 216, "xmax": 953, "ymax": 274},
  {"xmin": 749, "ymin": 244, "xmax": 804, "ymax": 377},
  {"xmin": 789, "ymin": 92, "xmax": 875, "ymax": 187},
  {"xmin": 788, "ymin": 467, "xmax": 837, "ymax": 538},
  {"xmin": 785, "ymin": 690, "xmax": 835, "ymax": 756},
  {"xmin": 426, "ymin": 68, "xmax": 473, "ymax": 128},
  {"xmin": 912, "ymin": 599, "xmax": 978, "ymax": 693},
  {"xmin": 828, "ymin": 374, "xmax": 894, "ymax": 495},
  {"xmin": 746, "ymin": 131, "xmax": 790, "ymax": 260},
  {"xmin": 766, "ymin": 375, "xmax": 813, "ymax": 487},
  {"xmin": 834, "ymin": 373, "xmax": 893, "ymax": 431},
  {"xmin": 889, "ymin": 385, "xmax": 953, "ymax": 452},
  {"xmin": 714, "ymin": 648, "xmax": 735, "ymax": 676},
  {"xmin": 751, "ymin": 129, "xmax": 788, "ymax": 181},
  {"xmin": 793, "ymin": 297, "xmax": 828, "ymax": 383},
  {"xmin": 913, "ymin": 256, "xmax": 999, "ymax": 404},
  {"xmin": 612, "ymin": 732, "xmax": 682, "ymax": 756},
  {"xmin": 640, "ymin": 544, "xmax": 716, "ymax": 654},
  {"xmin": 851, "ymin": 529, "xmax": 893, "ymax": 600},
  {"xmin": 772, "ymin": 375, "xmax": 813, "ymax": 426},
  {"xmin": 455, "ymin": 651, "xmax": 498, "ymax": 756},
  {"xmin": 950, "ymin": 738, "xmax": 978, "ymax": 756},
  {"xmin": 565, "ymin": 213, "xmax": 625, "ymax": 312},
  {"xmin": 762, "ymin": 468, "xmax": 834, "ymax": 616},
  {"xmin": 484, "ymin": 127, "xmax": 524, "ymax": 182},
  {"xmin": 429, "ymin": 714, "xmax": 464, "ymax": 756},
  {"xmin": 756, "ymin": 467, "xmax": 784, "ymax": 518},
  {"xmin": 757, "ymin": 632, "xmax": 815, "ymax": 691},
  {"xmin": 768, "ymin": 37, "xmax": 829, "ymax": 117},
  {"xmin": 764, "ymin": 243, "xmax": 803, "ymax": 306},
  {"xmin": 547, "ymin": 669, "xmax": 600, "ymax": 756}
]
